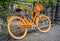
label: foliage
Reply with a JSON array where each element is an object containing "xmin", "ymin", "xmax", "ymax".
[
  {"xmin": 0, "ymin": 0, "xmax": 57, "ymax": 17},
  {"xmin": 0, "ymin": 0, "xmax": 15, "ymax": 17},
  {"xmin": 17, "ymin": 3, "xmax": 30, "ymax": 10},
  {"xmin": 22, "ymin": 0, "xmax": 57, "ymax": 7}
]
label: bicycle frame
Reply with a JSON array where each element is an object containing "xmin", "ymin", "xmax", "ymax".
[
  {"xmin": 7, "ymin": 3, "xmax": 51, "ymax": 39},
  {"xmin": 18, "ymin": 11, "xmax": 42, "ymax": 28}
]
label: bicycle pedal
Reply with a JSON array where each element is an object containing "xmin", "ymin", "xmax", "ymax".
[{"xmin": 31, "ymin": 25, "xmax": 36, "ymax": 29}]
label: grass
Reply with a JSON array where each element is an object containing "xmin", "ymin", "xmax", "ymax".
[{"xmin": 0, "ymin": 28, "xmax": 8, "ymax": 35}]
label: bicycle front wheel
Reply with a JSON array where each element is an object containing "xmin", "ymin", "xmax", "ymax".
[
  {"xmin": 36, "ymin": 15, "xmax": 51, "ymax": 33},
  {"xmin": 8, "ymin": 16, "xmax": 27, "ymax": 39}
]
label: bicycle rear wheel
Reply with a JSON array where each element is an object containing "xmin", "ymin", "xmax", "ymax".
[
  {"xmin": 8, "ymin": 16, "xmax": 27, "ymax": 39},
  {"xmin": 36, "ymin": 15, "xmax": 51, "ymax": 33}
]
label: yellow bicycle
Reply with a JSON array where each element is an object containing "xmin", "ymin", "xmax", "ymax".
[{"xmin": 7, "ymin": 4, "xmax": 51, "ymax": 39}]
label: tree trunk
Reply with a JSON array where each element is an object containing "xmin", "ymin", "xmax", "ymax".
[
  {"xmin": 55, "ymin": 0, "xmax": 60, "ymax": 22},
  {"xmin": 51, "ymin": 4, "xmax": 54, "ymax": 24}
]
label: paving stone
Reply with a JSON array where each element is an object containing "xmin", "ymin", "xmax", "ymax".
[{"xmin": 6, "ymin": 25, "xmax": 60, "ymax": 41}]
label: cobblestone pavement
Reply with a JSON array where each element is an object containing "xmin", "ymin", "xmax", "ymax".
[{"xmin": 0, "ymin": 24, "xmax": 60, "ymax": 41}]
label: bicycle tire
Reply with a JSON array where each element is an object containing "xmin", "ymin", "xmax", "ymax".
[
  {"xmin": 8, "ymin": 16, "xmax": 27, "ymax": 39},
  {"xmin": 36, "ymin": 15, "xmax": 51, "ymax": 33}
]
